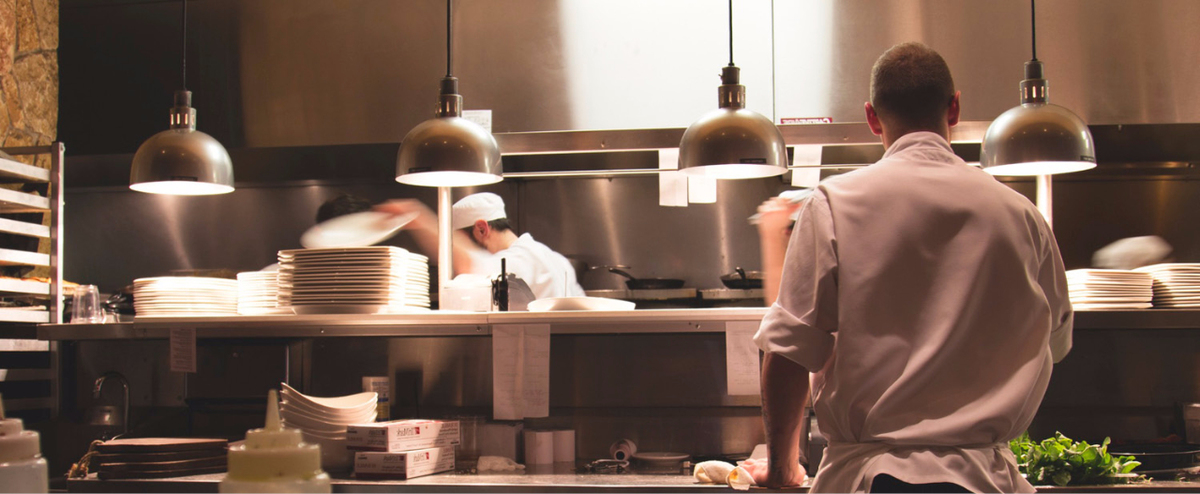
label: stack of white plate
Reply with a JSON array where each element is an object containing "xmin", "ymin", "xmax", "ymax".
[
  {"xmin": 132, "ymin": 277, "xmax": 239, "ymax": 317},
  {"xmin": 1066, "ymin": 269, "xmax": 1153, "ymax": 310},
  {"xmin": 1134, "ymin": 263, "xmax": 1200, "ymax": 308},
  {"xmin": 236, "ymin": 271, "xmax": 291, "ymax": 315},
  {"xmin": 276, "ymin": 247, "xmax": 431, "ymax": 315},
  {"xmin": 279, "ymin": 382, "xmax": 377, "ymax": 472}
]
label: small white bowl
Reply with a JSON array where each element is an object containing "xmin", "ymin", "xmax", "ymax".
[
  {"xmin": 281, "ymin": 400, "xmax": 376, "ymax": 424},
  {"xmin": 281, "ymin": 415, "xmax": 349, "ymax": 434},
  {"xmin": 280, "ymin": 383, "xmax": 377, "ymax": 413}
]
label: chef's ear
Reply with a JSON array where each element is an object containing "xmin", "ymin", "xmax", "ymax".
[
  {"xmin": 474, "ymin": 219, "xmax": 490, "ymax": 237},
  {"xmin": 946, "ymin": 91, "xmax": 961, "ymax": 127},
  {"xmin": 864, "ymin": 102, "xmax": 884, "ymax": 136}
]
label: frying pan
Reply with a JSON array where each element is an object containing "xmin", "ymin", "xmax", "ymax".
[
  {"xmin": 607, "ymin": 268, "xmax": 685, "ymax": 290},
  {"xmin": 720, "ymin": 267, "xmax": 763, "ymax": 290}
]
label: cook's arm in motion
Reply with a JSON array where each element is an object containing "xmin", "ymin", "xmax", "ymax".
[
  {"xmin": 757, "ymin": 197, "xmax": 802, "ymax": 305},
  {"xmin": 375, "ymin": 199, "xmax": 481, "ymax": 275},
  {"xmin": 753, "ymin": 191, "xmax": 839, "ymax": 488}
]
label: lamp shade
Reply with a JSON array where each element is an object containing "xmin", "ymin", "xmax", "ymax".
[
  {"xmin": 396, "ymin": 79, "xmax": 502, "ymax": 187},
  {"xmin": 395, "ymin": 114, "xmax": 502, "ymax": 187},
  {"xmin": 981, "ymin": 61, "xmax": 1096, "ymax": 176},
  {"xmin": 679, "ymin": 66, "xmax": 787, "ymax": 179},
  {"xmin": 130, "ymin": 91, "xmax": 234, "ymax": 195}
]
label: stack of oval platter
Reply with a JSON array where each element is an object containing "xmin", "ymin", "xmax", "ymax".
[
  {"xmin": 1065, "ymin": 269, "xmax": 1153, "ymax": 310},
  {"xmin": 1134, "ymin": 263, "xmax": 1200, "ymax": 308},
  {"xmin": 133, "ymin": 277, "xmax": 239, "ymax": 317},
  {"xmin": 236, "ymin": 270, "xmax": 290, "ymax": 315},
  {"xmin": 276, "ymin": 247, "xmax": 430, "ymax": 315},
  {"xmin": 278, "ymin": 383, "xmax": 377, "ymax": 472}
]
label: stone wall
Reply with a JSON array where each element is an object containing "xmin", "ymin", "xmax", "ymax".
[{"xmin": 0, "ymin": 0, "xmax": 57, "ymax": 277}]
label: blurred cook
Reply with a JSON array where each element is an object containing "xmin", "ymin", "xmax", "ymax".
[{"xmin": 377, "ymin": 193, "xmax": 584, "ymax": 300}]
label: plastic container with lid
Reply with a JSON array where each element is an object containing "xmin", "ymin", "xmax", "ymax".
[
  {"xmin": 220, "ymin": 389, "xmax": 331, "ymax": 493},
  {"xmin": 0, "ymin": 393, "xmax": 49, "ymax": 493}
]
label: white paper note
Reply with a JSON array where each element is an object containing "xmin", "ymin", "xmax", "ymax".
[
  {"xmin": 169, "ymin": 327, "xmax": 197, "ymax": 373},
  {"xmin": 492, "ymin": 324, "xmax": 551, "ymax": 420},
  {"xmin": 492, "ymin": 324, "xmax": 522, "ymax": 420},
  {"xmin": 522, "ymin": 324, "xmax": 551, "ymax": 418},
  {"xmin": 725, "ymin": 321, "xmax": 761, "ymax": 396}
]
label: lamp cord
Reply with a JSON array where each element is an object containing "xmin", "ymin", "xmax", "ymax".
[
  {"xmin": 1030, "ymin": 0, "xmax": 1037, "ymax": 61},
  {"xmin": 727, "ymin": 0, "xmax": 734, "ymax": 67},
  {"xmin": 446, "ymin": 0, "xmax": 453, "ymax": 77},
  {"xmin": 181, "ymin": 0, "xmax": 187, "ymax": 90}
]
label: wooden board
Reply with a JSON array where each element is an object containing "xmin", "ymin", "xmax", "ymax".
[
  {"xmin": 93, "ymin": 450, "xmax": 227, "ymax": 467},
  {"xmin": 94, "ymin": 437, "xmax": 228, "ymax": 454},
  {"xmin": 96, "ymin": 455, "xmax": 226, "ymax": 474}
]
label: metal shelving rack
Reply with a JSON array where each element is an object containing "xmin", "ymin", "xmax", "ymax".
[{"xmin": 0, "ymin": 143, "xmax": 64, "ymax": 420}]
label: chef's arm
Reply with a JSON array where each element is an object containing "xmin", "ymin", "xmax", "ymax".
[
  {"xmin": 760, "ymin": 351, "xmax": 810, "ymax": 488},
  {"xmin": 375, "ymin": 199, "xmax": 480, "ymax": 275},
  {"xmin": 757, "ymin": 197, "xmax": 802, "ymax": 305}
]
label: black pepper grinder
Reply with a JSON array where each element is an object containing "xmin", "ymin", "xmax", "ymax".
[{"xmin": 492, "ymin": 258, "xmax": 509, "ymax": 311}]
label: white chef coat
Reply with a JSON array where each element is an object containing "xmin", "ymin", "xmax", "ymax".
[
  {"xmin": 754, "ymin": 131, "xmax": 1073, "ymax": 493},
  {"xmin": 468, "ymin": 233, "xmax": 586, "ymax": 300}
]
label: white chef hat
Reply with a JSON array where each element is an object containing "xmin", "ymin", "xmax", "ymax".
[{"xmin": 452, "ymin": 193, "xmax": 508, "ymax": 230}]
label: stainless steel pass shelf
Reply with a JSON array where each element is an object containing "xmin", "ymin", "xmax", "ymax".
[
  {"xmin": 36, "ymin": 308, "xmax": 1200, "ymax": 341},
  {"xmin": 38, "ymin": 308, "xmax": 770, "ymax": 340},
  {"xmin": 61, "ymin": 472, "xmax": 1200, "ymax": 493}
]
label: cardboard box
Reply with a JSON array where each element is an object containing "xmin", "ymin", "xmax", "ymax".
[
  {"xmin": 355, "ymin": 446, "xmax": 455, "ymax": 479},
  {"xmin": 346, "ymin": 419, "xmax": 460, "ymax": 452}
]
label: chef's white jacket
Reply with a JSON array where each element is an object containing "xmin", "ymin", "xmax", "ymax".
[
  {"xmin": 469, "ymin": 233, "xmax": 585, "ymax": 300},
  {"xmin": 754, "ymin": 131, "xmax": 1073, "ymax": 493}
]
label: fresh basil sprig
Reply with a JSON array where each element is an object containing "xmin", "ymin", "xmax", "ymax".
[{"xmin": 1009, "ymin": 432, "xmax": 1144, "ymax": 486}]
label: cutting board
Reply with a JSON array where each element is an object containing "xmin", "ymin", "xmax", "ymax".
[
  {"xmin": 96, "ymin": 455, "xmax": 227, "ymax": 474},
  {"xmin": 94, "ymin": 438, "xmax": 228, "ymax": 454},
  {"xmin": 93, "ymin": 449, "xmax": 227, "ymax": 466},
  {"xmin": 97, "ymin": 465, "xmax": 227, "ymax": 480}
]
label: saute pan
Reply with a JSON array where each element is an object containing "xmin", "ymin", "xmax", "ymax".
[
  {"xmin": 607, "ymin": 267, "xmax": 685, "ymax": 290},
  {"xmin": 720, "ymin": 267, "xmax": 763, "ymax": 290}
]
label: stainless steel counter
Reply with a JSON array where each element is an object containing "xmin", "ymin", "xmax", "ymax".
[
  {"xmin": 63, "ymin": 472, "xmax": 1200, "ymax": 493},
  {"xmin": 36, "ymin": 308, "xmax": 1200, "ymax": 341},
  {"xmin": 37, "ymin": 308, "xmax": 770, "ymax": 340}
]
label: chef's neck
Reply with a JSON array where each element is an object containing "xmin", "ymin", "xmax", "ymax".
[
  {"xmin": 482, "ymin": 229, "xmax": 520, "ymax": 254},
  {"xmin": 880, "ymin": 124, "xmax": 951, "ymax": 150}
]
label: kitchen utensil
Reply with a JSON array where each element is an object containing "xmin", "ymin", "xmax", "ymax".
[
  {"xmin": 720, "ymin": 267, "xmax": 763, "ymax": 290},
  {"xmin": 605, "ymin": 267, "xmax": 684, "ymax": 290},
  {"xmin": 300, "ymin": 211, "xmax": 418, "ymax": 249},
  {"xmin": 631, "ymin": 451, "xmax": 691, "ymax": 473},
  {"xmin": 527, "ymin": 297, "xmax": 635, "ymax": 312}
]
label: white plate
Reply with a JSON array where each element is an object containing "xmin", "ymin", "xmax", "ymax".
[
  {"xmin": 527, "ymin": 297, "xmax": 636, "ymax": 312},
  {"xmin": 289, "ymin": 304, "xmax": 427, "ymax": 314},
  {"xmin": 300, "ymin": 212, "xmax": 419, "ymax": 249}
]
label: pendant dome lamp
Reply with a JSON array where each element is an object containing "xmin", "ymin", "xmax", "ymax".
[
  {"xmin": 130, "ymin": 0, "xmax": 234, "ymax": 195},
  {"xmin": 678, "ymin": 0, "xmax": 787, "ymax": 180},
  {"xmin": 980, "ymin": 0, "xmax": 1096, "ymax": 176},
  {"xmin": 395, "ymin": 0, "xmax": 502, "ymax": 187}
]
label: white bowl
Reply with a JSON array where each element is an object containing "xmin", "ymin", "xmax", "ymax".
[
  {"xmin": 280, "ymin": 383, "xmax": 377, "ymax": 413},
  {"xmin": 281, "ymin": 416, "xmax": 349, "ymax": 434},
  {"xmin": 527, "ymin": 296, "xmax": 636, "ymax": 312},
  {"xmin": 295, "ymin": 427, "xmax": 347, "ymax": 441},
  {"xmin": 301, "ymin": 432, "xmax": 353, "ymax": 472},
  {"xmin": 281, "ymin": 400, "xmax": 376, "ymax": 424}
]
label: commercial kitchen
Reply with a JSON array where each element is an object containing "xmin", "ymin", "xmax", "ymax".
[{"xmin": 1, "ymin": 0, "xmax": 1199, "ymax": 492}]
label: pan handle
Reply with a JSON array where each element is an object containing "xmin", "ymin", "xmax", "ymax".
[
  {"xmin": 593, "ymin": 266, "xmax": 636, "ymax": 281},
  {"xmin": 735, "ymin": 267, "xmax": 747, "ymax": 281}
]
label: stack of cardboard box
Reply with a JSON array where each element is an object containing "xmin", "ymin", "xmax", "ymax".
[{"xmin": 347, "ymin": 419, "xmax": 459, "ymax": 479}]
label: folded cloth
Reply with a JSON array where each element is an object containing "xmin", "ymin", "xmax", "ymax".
[
  {"xmin": 693, "ymin": 460, "xmax": 734, "ymax": 484},
  {"xmin": 693, "ymin": 460, "xmax": 758, "ymax": 491},
  {"xmin": 477, "ymin": 456, "xmax": 524, "ymax": 472}
]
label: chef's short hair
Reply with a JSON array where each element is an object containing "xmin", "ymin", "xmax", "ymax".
[
  {"xmin": 316, "ymin": 193, "xmax": 373, "ymax": 223},
  {"xmin": 869, "ymin": 42, "xmax": 956, "ymax": 131},
  {"xmin": 460, "ymin": 218, "xmax": 512, "ymax": 233}
]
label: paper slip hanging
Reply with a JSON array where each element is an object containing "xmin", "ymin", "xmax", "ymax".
[
  {"xmin": 725, "ymin": 321, "xmax": 761, "ymax": 396},
  {"xmin": 169, "ymin": 327, "xmax": 197, "ymax": 373},
  {"xmin": 492, "ymin": 324, "xmax": 550, "ymax": 420}
]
